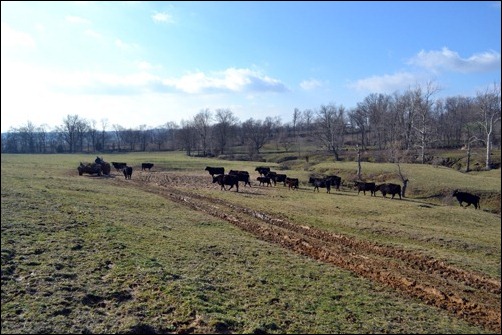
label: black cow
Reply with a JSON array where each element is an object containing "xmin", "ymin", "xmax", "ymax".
[
  {"xmin": 212, "ymin": 174, "xmax": 239, "ymax": 192},
  {"xmin": 376, "ymin": 183, "xmax": 401, "ymax": 199},
  {"xmin": 309, "ymin": 177, "xmax": 331, "ymax": 193},
  {"xmin": 326, "ymin": 175, "xmax": 342, "ymax": 190},
  {"xmin": 255, "ymin": 166, "xmax": 270, "ymax": 176},
  {"xmin": 257, "ymin": 176, "xmax": 272, "ymax": 187},
  {"xmin": 123, "ymin": 166, "xmax": 133, "ymax": 180},
  {"xmin": 285, "ymin": 177, "xmax": 299, "ymax": 190},
  {"xmin": 142, "ymin": 163, "xmax": 154, "ymax": 171},
  {"xmin": 452, "ymin": 190, "xmax": 480, "ymax": 209},
  {"xmin": 354, "ymin": 181, "xmax": 376, "ymax": 196},
  {"xmin": 205, "ymin": 166, "xmax": 224, "ymax": 177},
  {"xmin": 229, "ymin": 170, "xmax": 251, "ymax": 187},
  {"xmin": 267, "ymin": 172, "xmax": 288, "ymax": 186},
  {"xmin": 112, "ymin": 162, "xmax": 127, "ymax": 171}
]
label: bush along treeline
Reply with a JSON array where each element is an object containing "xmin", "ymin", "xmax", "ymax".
[{"xmin": 2, "ymin": 83, "xmax": 500, "ymax": 170}]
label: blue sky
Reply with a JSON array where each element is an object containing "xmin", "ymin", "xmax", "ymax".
[{"xmin": 1, "ymin": 1, "xmax": 500, "ymax": 132}]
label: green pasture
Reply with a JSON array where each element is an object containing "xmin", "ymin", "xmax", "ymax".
[{"xmin": 1, "ymin": 153, "xmax": 500, "ymax": 334}]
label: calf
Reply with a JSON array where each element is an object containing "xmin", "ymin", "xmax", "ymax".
[
  {"xmin": 123, "ymin": 166, "xmax": 133, "ymax": 180},
  {"xmin": 212, "ymin": 174, "xmax": 239, "ymax": 192},
  {"xmin": 354, "ymin": 181, "xmax": 376, "ymax": 196},
  {"xmin": 229, "ymin": 170, "xmax": 251, "ymax": 187},
  {"xmin": 452, "ymin": 190, "xmax": 480, "ymax": 209},
  {"xmin": 375, "ymin": 183, "xmax": 401, "ymax": 199},
  {"xmin": 205, "ymin": 166, "xmax": 224, "ymax": 177},
  {"xmin": 257, "ymin": 176, "xmax": 272, "ymax": 187},
  {"xmin": 142, "ymin": 163, "xmax": 154, "ymax": 171},
  {"xmin": 285, "ymin": 177, "xmax": 299, "ymax": 190}
]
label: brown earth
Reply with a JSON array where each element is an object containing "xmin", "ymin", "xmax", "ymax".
[{"xmin": 110, "ymin": 170, "xmax": 501, "ymax": 333}]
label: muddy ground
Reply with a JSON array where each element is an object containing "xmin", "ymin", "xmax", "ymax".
[{"xmin": 112, "ymin": 170, "xmax": 501, "ymax": 333}]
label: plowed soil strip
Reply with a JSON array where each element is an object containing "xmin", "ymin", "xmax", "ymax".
[{"xmin": 128, "ymin": 178, "xmax": 501, "ymax": 333}]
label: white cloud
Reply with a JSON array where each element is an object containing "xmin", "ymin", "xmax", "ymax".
[
  {"xmin": 300, "ymin": 79, "xmax": 324, "ymax": 91},
  {"xmin": 65, "ymin": 15, "xmax": 90, "ymax": 24},
  {"xmin": 33, "ymin": 65, "xmax": 286, "ymax": 96},
  {"xmin": 408, "ymin": 47, "xmax": 501, "ymax": 73},
  {"xmin": 115, "ymin": 38, "xmax": 139, "ymax": 50},
  {"xmin": 152, "ymin": 11, "xmax": 174, "ymax": 24},
  {"xmin": 1, "ymin": 23, "xmax": 36, "ymax": 49},
  {"xmin": 84, "ymin": 29, "xmax": 103, "ymax": 40},
  {"xmin": 348, "ymin": 72, "xmax": 422, "ymax": 93},
  {"xmin": 168, "ymin": 68, "xmax": 288, "ymax": 94},
  {"xmin": 137, "ymin": 61, "xmax": 154, "ymax": 71}
]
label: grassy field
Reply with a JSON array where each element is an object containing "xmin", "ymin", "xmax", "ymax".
[{"xmin": 1, "ymin": 152, "xmax": 500, "ymax": 334}]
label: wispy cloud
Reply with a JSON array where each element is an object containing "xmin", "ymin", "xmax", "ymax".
[
  {"xmin": 115, "ymin": 38, "xmax": 139, "ymax": 50},
  {"xmin": 348, "ymin": 72, "xmax": 423, "ymax": 93},
  {"xmin": 300, "ymin": 79, "xmax": 324, "ymax": 91},
  {"xmin": 1, "ymin": 23, "xmax": 36, "ymax": 49},
  {"xmin": 408, "ymin": 47, "xmax": 501, "ymax": 73},
  {"xmin": 152, "ymin": 11, "xmax": 174, "ymax": 24},
  {"xmin": 47, "ymin": 67, "xmax": 288, "ymax": 95},
  {"xmin": 84, "ymin": 29, "xmax": 103, "ymax": 40},
  {"xmin": 137, "ymin": 61, "xmax": 155, "ymax": 71},
  {"xmin": 167, "ymin": 68, "xmax": 288, "ymax": 94}
]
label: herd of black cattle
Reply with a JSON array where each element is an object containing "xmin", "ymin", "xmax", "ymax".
[
  {"xmin": 76, "ymin": 158, "xmax": 481, "ymax": 209},
  {"xmin": 204, "ymin": 166, "xmax": 481, "ymax": 210}
]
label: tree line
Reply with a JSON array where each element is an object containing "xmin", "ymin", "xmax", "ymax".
[{"xmin": 2, "ymin": 83, "xmax": 500, "ymax": 170}]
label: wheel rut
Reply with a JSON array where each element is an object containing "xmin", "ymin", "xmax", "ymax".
[{"xmin": 121, "ymin": 175, "xmax": 501, "ymax": 333}]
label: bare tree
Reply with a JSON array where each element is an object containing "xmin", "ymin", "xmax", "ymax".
[
  {"xmin": 349, "ymin": 108, "xmax": 369, "ymax": 150},
  {"xmin": 463, "ymin": 136, "xmax": 484, "ymax": 172},
  {"xmin": 388, "ymin": 140, "xmax": 409, "ymax": 197},
  {"xmin": 213, "ymin": 108, "xmax": 238, "ymax": 155},
  {"xmin": 368, "ymin": 93, "xmax": 393, "ymax": 150},
  {"xmin": 179, "ymin": 119, "xmax": 197, "ymax": 156},
  {"xmin": 112, "ymin": 124, "xmax": 125, "ymax": 151},
  {"xmin": 165, "ymin": 121, "xmax": 179, "ymax": 150},
  {"xmin": 58, "ymin": 114, "xmax": 85, "ymax": 153},
  {"xmin": 2, "ymin": 128, "xmax": 20, "ymax": 153},
  {"xmin": 438, "ymin": 96, "xmax": 475, "ymax": 147},
  {"xmin": 152, "ymin": 124, "xmax": 169, "ymax": 151},
  {"xmin": 17, "ymin": 121, "xmax": 37, "ymax": 153},
  {"xmin": 123, "ymin": 128, "xmax": 140, "ymax": 151},
  {"xmin": 276, "ymin": 125, "xmax": 294, "ymax": 152},
  {"xmin": 356, "ymin": 144, "xmax": 362, "ymax": 179},
  {"xmin": 138, "ymin": 124, "xmax": 151, "ymax": 151},
  {"xmin": 314, "ymin": 103, "xmax": 346, "ymax": 160},
  {"xmin": 99, "ymin": 118, "xmax": 108, "ymax": 152},
  {"xmin": 292, "ymin": 108, "xmax": 302, "ymax": 154},
  {"xmin": 475, "ymin": 83, "xmax": 501, "ymax": 170},
  {"xmin": 241, "ymin": 118, "xmax": 270, "ymax": 155},
  {"xmin": 35, "ymin": 124, "xmax": 48, "ymax": 153},
  {"xmin": 393, "ymin": 90, "xmax": 415, "ymax": 151},
  {"xmin": 302, "ymin": 109, "xmax": 314, "ymax": 135},
  {"xmin": 193, "ymin": 109, "xmax": 212, "ymax": 156},
  {"xmin": 87, "ymin": 120, "xmax": 98, "ymax": 153},
  {"xmin": 397, "ymin": 163, "xmax": 409, "ymax": 198},
  {"xmin": 411, "ymin": 82, "xmax": 441, "ymax": 164}
]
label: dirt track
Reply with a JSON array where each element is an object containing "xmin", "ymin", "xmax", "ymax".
[{"xmin": 117, "ymin": 171, "xmax": 501, "ymax": 333}]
